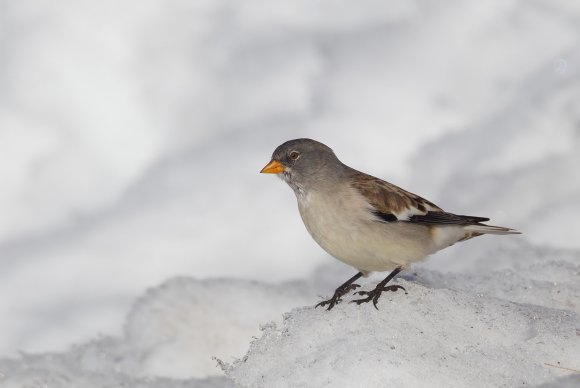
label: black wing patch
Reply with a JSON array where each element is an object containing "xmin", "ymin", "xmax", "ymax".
[
  {"xmin": 372, "ymin": 210, "xmax": 398, "ymax": 222},
  {"xmin": 372, "ymin": 210, "xmax": 489, "ymax": 225},
  {"xmin": 408, "ymin": 211, "xmax": 490, "ymax": 225}
]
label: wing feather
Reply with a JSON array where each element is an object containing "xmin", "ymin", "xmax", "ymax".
[
  {"xmin": 349, "ymin": 170, "xmax": 441, "ymax": 219},
  {"xmin": 349, "ymin": 170, "xmax": 490, "ymax": 227},
  {"xmin": 409, "ymin": 212, "xmax": 490, "ymax": 225}
]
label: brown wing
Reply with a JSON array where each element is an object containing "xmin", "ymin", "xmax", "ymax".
[
  {"xmin": 349, "ymin": 170, "xmax": 492, "ymax": 227},
  {"xmin": 349, "ymin": 170, "xmax": 442, "ymax": 219}
]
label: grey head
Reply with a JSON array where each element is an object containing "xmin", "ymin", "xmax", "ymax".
[{"xmin": 260, "ymin": 138, "xmax": 346, "ymax": 195}]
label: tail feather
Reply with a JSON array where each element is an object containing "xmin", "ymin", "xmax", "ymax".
[{"xmin": 463, "ymin": 223, "xmax": 521, "ymax": 235}]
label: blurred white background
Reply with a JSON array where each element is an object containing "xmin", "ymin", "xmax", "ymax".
[{"xmin": 1, "ymin": 0, "xmax": 579, "ymax": 358}]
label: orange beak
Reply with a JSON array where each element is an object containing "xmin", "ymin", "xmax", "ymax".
[{"xmin": 260, "ymin": 159, "xmax": 285, "ymax": 174}]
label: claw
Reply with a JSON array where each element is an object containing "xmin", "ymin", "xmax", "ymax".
[
  {"xmin": 315, "ymin": 299, "xmax": 333, "ymax": 309},
  {"xmin": 315, "ymin": 282, "xmax": 362, "ymax": 311},
  {"xmin": 384, "ymin": 285, "xmax": 407, "ymax": 294},
  {"xmin": 350, "ymin": 284, "xmax": 406, "ymax": 309},
  {"xmin": 315, "ymin": 295, "xmax": 340, "ymax": 310},
  {"xmin": 315, "ymin": 272, "xmax": 365, "ymax": 311},
  {"xmin": 350, "ymin": 295, "xmax": 371, "ymax": 304}
]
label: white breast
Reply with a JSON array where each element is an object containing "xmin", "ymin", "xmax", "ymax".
[{"xmin": 295, "ymin": 186, "xmax": 437, "ymax": 273}]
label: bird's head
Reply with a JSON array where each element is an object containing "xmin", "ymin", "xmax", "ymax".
[{"xmin": 260, "ymin": 138, "xmax": 342, "ymax": 194}]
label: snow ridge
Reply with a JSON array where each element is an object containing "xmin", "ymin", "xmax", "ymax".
[{"xmin": 225, "ymin": 282, "xmax": 579, "ymax": 387}]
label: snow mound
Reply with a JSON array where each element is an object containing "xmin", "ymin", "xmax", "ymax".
[
  {"xmin": 0, "ymin": 277, "xmax": 315, "ymax": 387},
  {"xmin": 0, "ymin": 346, "xmax": 232, "ymax": 388},
  {"xmin": 124, "ymin": 277, "xmax": 314, "ymax": 378},
  {"xmin": 1, "ymin": 243, "xmax": 579, "ymax": 387},
  {"xmin": 415, "ymin": 240, "xmax": 580, "ymax": 314},
  {"xmin": 224, "ymin": 241, "xmax": 580, "ymax": 387},
  {"xmin": 224, "ymin": 282, "xmax": 580, "ymax": 387}
]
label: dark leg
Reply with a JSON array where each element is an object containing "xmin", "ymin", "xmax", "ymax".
[
  {"xmin": 351, "ymin": 267, "xmax": 406, "ymax": 310},
  {"xmin": 316, "ymin": 272, "xmax": 363, "ymax": 311}
]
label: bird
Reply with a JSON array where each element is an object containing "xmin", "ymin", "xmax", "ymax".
[{"xmin": 260, "ymin": 138, "xmax": 520, "ymax": 310}]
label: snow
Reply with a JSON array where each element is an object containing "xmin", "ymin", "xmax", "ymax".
[
  {"xmin": 416, "ymin": 241, "xmax": 580, "ymax": 314},
  {"xmin": 124, "ymin": 278, "xmax": 314, "ymax": 379},
  {"xmin": 225, "ymin": 285, "xmax": 578, "ymax": 387},
  {"xmin": 222, "ymin": 241, "xmax": 580, "ymax": 387},
  {"xmin": 1, "ymin": 242, "xmax": 578, "ymax": 387},
  {"xmin": 0, "ymin": 277, "xmax": 313, "ymax": 386},
  {"xmin": 1, "ymin": 0, "xmax": 580, "ymax": 386}
]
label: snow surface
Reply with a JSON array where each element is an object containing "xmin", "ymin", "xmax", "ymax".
[
  {"xmin": 226, "ymin": 285, "xmax": 578, "ymax": 387},
  {"xmin": 2, "ymin": 242, "xmax": 577, "ymax": 387},
  {"xmin": 0, "ymin": 277, "xmax": 313, "ymax": 387},
  {"xmin": 1, "ymin": 0, "xmax": 580, "ymax": 386},
  {"xmin": 224, "ymin": 241, "xmax": 580, "ymax": 387}
]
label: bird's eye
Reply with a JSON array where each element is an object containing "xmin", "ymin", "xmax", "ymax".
[{"xmin": 289, "ymin": 151, "xmax": 300, "ymax": 160}]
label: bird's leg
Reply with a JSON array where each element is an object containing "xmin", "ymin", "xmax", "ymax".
[
  {"xmin": 316, "ymin": 272, "xmax": 363, "ymax": 311},
  {"xmin": 351, "ymin": 267, "xmax": 406, "ymax": 310}
]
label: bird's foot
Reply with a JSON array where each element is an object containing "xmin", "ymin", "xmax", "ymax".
[
  {"xmin": 315, "ymin": 283, "xmax": 361, "ymax": 311},
  {"xmin": 350, "ymin": 284, "xmax": 407, "ymax": 310}
]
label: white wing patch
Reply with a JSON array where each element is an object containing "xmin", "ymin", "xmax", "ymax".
[{"xmin": 393, "ymin": 201, "xmax": 436, "ymax": 220}]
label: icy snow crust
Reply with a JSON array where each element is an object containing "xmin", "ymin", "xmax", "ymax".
[
  {"xmin": 0, "ymin": 278, "xmax": 311, "ymax": 387},
  {"xmin": 224, "ymin": 242, "xmax": 580, "ymax": 387},
  {"xmin": 226, "ymin": 285, "xmax": 578, "ymax": 388},
  {"xmin": 1, "ymin": 243, "xmax": 578, "ymax": 387}
]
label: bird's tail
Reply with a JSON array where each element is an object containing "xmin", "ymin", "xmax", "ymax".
[{"xmin": 463, "ymin": 223, "xmax": 521, "ymax": 235}]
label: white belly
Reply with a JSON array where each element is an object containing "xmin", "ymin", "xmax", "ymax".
[{"xmin": 296, "ymin": 188, "xmax": 439, "ymax": 273}]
